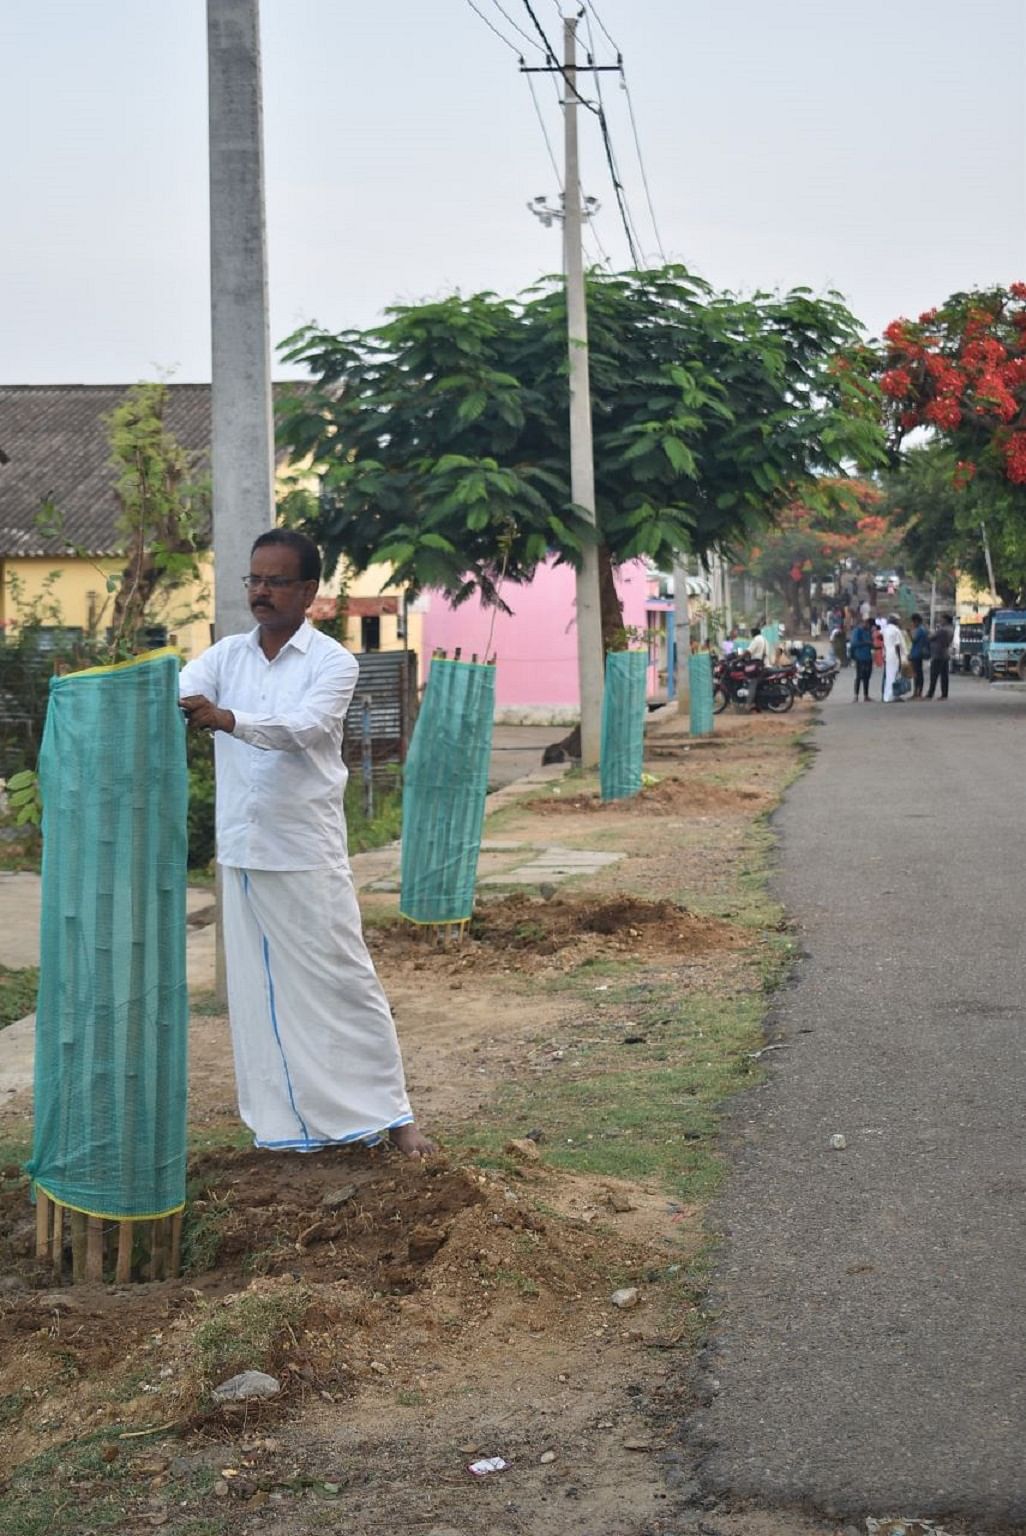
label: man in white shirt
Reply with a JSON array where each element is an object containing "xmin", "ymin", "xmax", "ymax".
[
  {"xmin": 882, "ymin": 614, "xmax": 904, "ymax": 703},
  {"xmin": 179, "ymin": 529, "xmax": 432, "ymax": 1158},
  {"xmin": 746, "ymin": 626, "xmax": 769, "ymax": 663}
]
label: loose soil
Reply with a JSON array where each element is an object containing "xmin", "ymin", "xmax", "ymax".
[{"xmin": 0, "ymin": 706, "xmax": 864, "ymax": 1536}]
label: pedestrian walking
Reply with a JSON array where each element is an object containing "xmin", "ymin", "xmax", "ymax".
[
  {"xmin": 927, "ymin": 612, "xmax": 954, "ymax": 700},
  {"xmin": 850, "ymin": 614, "xmax": 875, "ymax": 701},
  {"xmin": 882, "ymin": 613, "xmax": 905, "ymax": 703},
  {"xmin": 179, "ymin": 528, "xmax": 433, "ymax": 1158},
  {"xmin": 909, "ymin": 612, "xmax": 929, "ymax": 699},
  {"xmin": 830, "ymin": 618, "xmax": 848, "ymax": 667}
]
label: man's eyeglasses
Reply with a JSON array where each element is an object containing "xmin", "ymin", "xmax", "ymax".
[{"xmin": 242, "ymin": 575, "xmax": 305, "ymax": 590}]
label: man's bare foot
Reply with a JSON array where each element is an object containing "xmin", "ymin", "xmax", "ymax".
[{"xmin": 390, "ymin": 1123, "xmax": 436, "ymax": 1159}]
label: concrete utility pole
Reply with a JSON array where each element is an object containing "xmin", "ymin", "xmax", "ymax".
[
  {"xmin": 207, "ymin": 0, "xmax": 276, "ymax": 641},
  {"xmin": 562, "ymin": 16, "xmax": 605, "ymax": 768},
  {"xmin": 207, "ymin": 0, "xmax": 275, "ymax": 1003},
  {"xmin": 673, "ymin": 553, "xmax": 691, "ymax": 705}
]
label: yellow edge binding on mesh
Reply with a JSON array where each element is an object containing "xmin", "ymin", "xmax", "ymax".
[
  {"xmin": 398, "ymin": 914, "xmax": 471, "ymax": 928},
  {"xmin": 58, "ymin": 645, "xmax": 182, "ymax": 681},
  {"xmin": 32, "ymin": 1181, "xmax": 185, "ymax": 1223}
]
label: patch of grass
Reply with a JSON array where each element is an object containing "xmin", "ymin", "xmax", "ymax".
[
  {"xmin": 186, "ymin": 1124, "xmax": 251, "ymax": 1155},
  {"xmin": 0, "ymin": 1131, "xmax": 31, "ymax": 1169},
  {"xmin": 0, "ymin": 831, "xmax": 41, "ymax": 875},
  {"xmin": 191, "ymin": 1284, "xmax": 310, "ymax": 1386},
  {"xmin": 0, "ymin": 1428, "xmax": 228, "ymax": 1536},
  {"xmin": 188, "ymin": 988, "xmax": 224, "ymax": 1017},
  {"xmin": 180, "ymin": 1191, "xmax": 234, "ymax": 1276},
  {"xmin": 345, "ymin": 779, "xmax": 403, "ymax": 854},
  {"xmin": 449, "ymin": 987, "xmax": 765, "ymax": 1203},
  {"xmin": 0, "ymin": 965, "xmax": 37, "ymax": 1031}
]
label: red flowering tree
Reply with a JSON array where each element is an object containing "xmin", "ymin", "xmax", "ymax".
[
  {"xmin": 877, "ymin": 285, "xmax": 1026, "ymax": 596},
  {"xmin": 745, "ymin": 479, "xmax": 899, "ymax": 628}
]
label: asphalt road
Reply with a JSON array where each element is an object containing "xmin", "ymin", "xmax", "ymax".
[{"xmin": 691, "ymin": 672, "xmax": 1026, "ymax": 1526}]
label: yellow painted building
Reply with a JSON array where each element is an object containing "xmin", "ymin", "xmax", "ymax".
[{"xmin": 0, "ymin": 385, "xmax": 421, "ymax": 671}]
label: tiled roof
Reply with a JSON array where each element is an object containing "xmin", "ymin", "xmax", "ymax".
[{"xmin": 0, "ymin": 384, "xmax": 300, "ymax": 558}]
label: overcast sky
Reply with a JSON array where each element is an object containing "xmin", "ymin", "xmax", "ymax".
[{"xmin": 3, "ymin": 0, "xmax": 1024, "ymax": 384}]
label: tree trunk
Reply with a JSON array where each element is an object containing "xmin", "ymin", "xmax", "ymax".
[{"xmin": 597, "ymin": 543, "xmax": 625, "ymax": 655}]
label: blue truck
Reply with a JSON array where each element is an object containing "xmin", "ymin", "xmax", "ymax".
[{"xmin": 979, "ymin": 608, "xmax": 1026, "ymax": 680}]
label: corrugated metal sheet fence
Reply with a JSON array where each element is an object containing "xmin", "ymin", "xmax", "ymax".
[{"xmin": 341, "ymin": 650, "xmax": 419, "ymax": 785}]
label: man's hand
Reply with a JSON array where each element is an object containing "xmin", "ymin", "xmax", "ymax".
[{"xmin": 180, "ymin": 695, "xmax": 236, "ymax": 734}]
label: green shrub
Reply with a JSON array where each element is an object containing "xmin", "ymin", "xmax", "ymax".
[{"xmin": 186, "ymin": 730, "xmax": 216, "ymax": 869}]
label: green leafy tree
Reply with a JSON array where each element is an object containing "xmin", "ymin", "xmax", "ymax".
[
  {"xmin": 278, "ymin": 267, "xmax": 885, "ymax": 649},
  {"xmin": 881, "ymin": 441, "xmax": 1024, "ymax": 603}
]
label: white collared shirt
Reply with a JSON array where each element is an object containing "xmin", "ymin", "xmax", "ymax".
[{"xmin": 179, "ymin": 621, "xmax": 359, "ymax": 871}]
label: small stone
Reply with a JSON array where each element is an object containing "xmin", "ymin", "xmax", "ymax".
[
  {"xmin": 606, "ymin": 1191, "xmax": 635, "ymax": 1214},
  {"xmin": 540, "ymin": 1450, "xmax": 557, "ymax": 1465},
  {"xmin": 213, "ymin": 1481, "xmax": 230, "ymax": 1499},
  {"xmin": 830, "ymin": 1133, "xmax": 848, "ymax": 1151},
  {"xmin": 610, "ymin": 1287, "xmax": 640, "ymax": 1310},
  {"xmin": 505, "ymin": 1138, "xmax": 541, "ymax": 1162},
  {"xmin": 321, "ymin": 1184, "xmax": 358, "ymax": 1209},
  {"xmin": 369, "ymin": 1360, "xmax": 388, "ymax": 1375},
  {"xmin": 211, "ymin": 1371, "xmax": 280, "ymax": 1403}
]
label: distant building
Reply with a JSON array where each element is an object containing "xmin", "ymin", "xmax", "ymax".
[{"xmin": 0, "ymin": 384, "xmax": 420, "ymax": 663}]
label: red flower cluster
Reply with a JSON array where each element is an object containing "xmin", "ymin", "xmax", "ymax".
[
  {"xmin": 974, "ymin": 369, "xmax": 1018, "ymax": 422},
  {"xmin": 1004, "ymin": 433, "xmax": 1026, "ymax": 483},
  {"xmin": 880, "ymin": 368, "xmax": 912, "ymax": 399},
  {"xmin": 924, "ymin": 397, "xmax": 962, "ymax": 429},
  {"xmin": 880, "ymin": 287, "xmax": 1026, "ymax": 484},
  {"xmin": 962, "ymin": 337, "xmax": 1007, "ymax": 374}
]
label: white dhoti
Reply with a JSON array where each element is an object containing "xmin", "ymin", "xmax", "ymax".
[
  {"xmin": 883, "ymin": 656, "xmax": 899, "ymax": 701},
  {"xmin": 220, "ymin": 865, "xmax": 413, "ymax": 1150}
]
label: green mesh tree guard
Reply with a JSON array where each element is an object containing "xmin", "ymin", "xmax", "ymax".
[
  {"xmin": 600, "ymin": 650, "xmax": 648, "ymax": 801},
  {"xmin": 399, "ymin": 659, "xmax": 496, "ymax": 926},
  {"xmin": 28, "ymin": 650, "xmax": 189, "ymax": 1221},
  {"xmin": 762, "ymin": 622, "xmax": 781, "ymax": 652},
  {"xmin": 689, "ymin": 651, "xmax": 714, "ymax": 736}
]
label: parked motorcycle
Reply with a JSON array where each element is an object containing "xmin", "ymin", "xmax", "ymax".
[
  {"xmin": 712, "ymin": 655, "xmax": 795, "ymax": 714},
  {"xmin": 787, "ymin": 646, "xmax": 839, "ymax": 701}
]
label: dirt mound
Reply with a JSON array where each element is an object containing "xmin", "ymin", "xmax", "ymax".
[
  {"xmin": 528, "ymin": 776, "xmax": 771, "ymax": 818},
  {"xmin": 0, "ymin": 1146, "xmax": 683, "ymax": 1477},
  {"xmin": 367, "ymin": 893, "xmax": 742, "ymax": 974}
]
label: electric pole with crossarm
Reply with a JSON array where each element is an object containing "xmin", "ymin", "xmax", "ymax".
[{"xmin": 523, "ymin": 19, "xmax": 620, "ymax": 768}]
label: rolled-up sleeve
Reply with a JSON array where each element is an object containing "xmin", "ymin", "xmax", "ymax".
[
  {"xmin": 231, "ymin": 648, "xmax": 359, "ymax": 752},
  {"xmin": 179, "ymin": 648, "xmax": 220, "ymax": 701}
]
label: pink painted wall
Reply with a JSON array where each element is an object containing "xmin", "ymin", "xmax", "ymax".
[{"xmin": 419, "ymin": 557, "xmax": 654, "ymax": 711}]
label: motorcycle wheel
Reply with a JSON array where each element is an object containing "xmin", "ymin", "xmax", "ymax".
[
  {"xmin": 811, "ymin": 679, "xmax": 835, "ymax": 700},
  {"xmin": 712, "ymin": 684, "xmax": 729, "ymax": 715},
  {"xmin": 759, "ymin": 685, "xmax": 795, "ymax": 713}
]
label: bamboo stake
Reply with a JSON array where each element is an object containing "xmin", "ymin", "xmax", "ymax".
[
  {"xmin": 71, "ymin": 1211, "xmax": 87, "ymax": 1281},
  {"xmin": 149, "ymin": 1218, "xmax": 168, "ymax": 1282},
  {"xmin": 51, "ymin": 1203, "xmax": 63, "ymax": 1280},
  {"xmin": 169, "ymin": 1212, "xmax": 183, "ymax": 1279},
  {"xmin": 116, "ymin": 1221, "xmax": 134, "ymax": 1284},
  {"xmin": 85, "ymin": 1217, "xmax": 105, "ymax": 1282},
  {"xmin": 35, "ymin": 1190, "xmax": 51, "ymax": 1260}
]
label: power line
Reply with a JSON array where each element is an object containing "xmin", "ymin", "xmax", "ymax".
[
  {"xmin": 579, "ymin": 9, "xmax": 643, "ymax": 266},
  {"xmin": 582, "ymin": 0, "xmax": 620, "ymax": 54},
  {"xmin": 525, "ymin": 70, "xmax": 562, "ymax": 187},
  {"xmin": 463, "ymin": 0, "xmax": 523, "ymax": 55},
  {"xmin": 489, "ymin": 0, "xmax": 546, "ymax": 54},
  {"xmin": 619, "ymin": 66, "xmax": 667, "ymax": 262}
]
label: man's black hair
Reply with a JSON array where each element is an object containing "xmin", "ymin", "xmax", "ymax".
[
  {"xmin": 251, "ymin": 528, "xmax": 322, "ymax": 583},
  {"xmin": 910, "ymin": 612, "xmax": 922, "ymax": 623}
]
